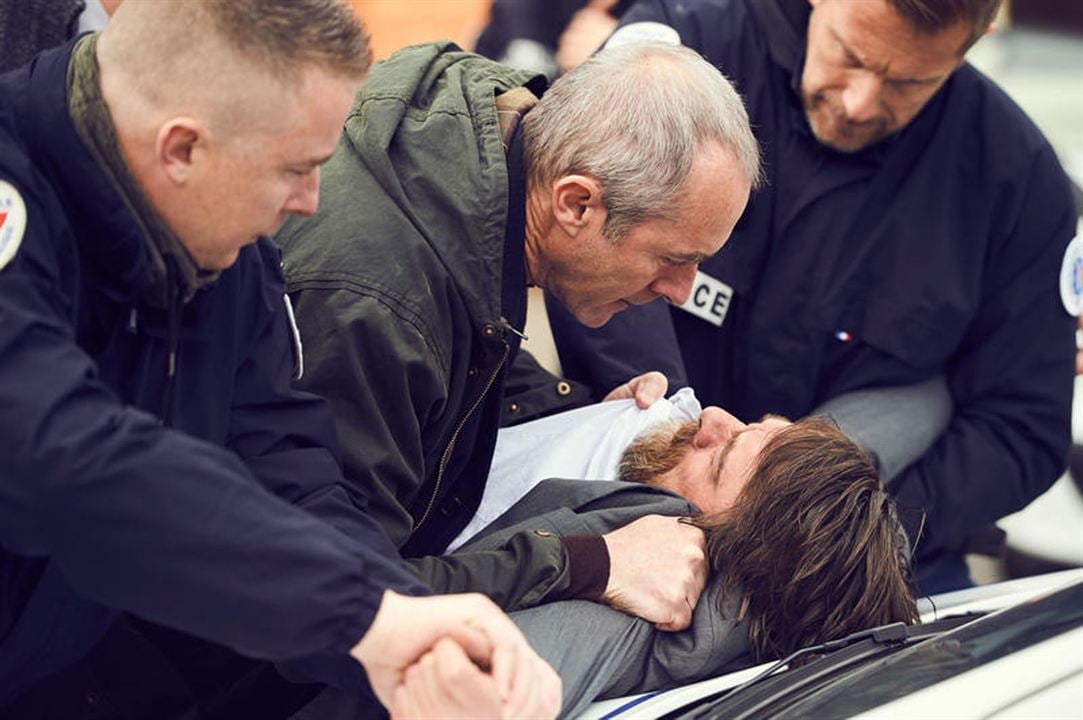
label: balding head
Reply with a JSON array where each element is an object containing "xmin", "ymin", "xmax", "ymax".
[{"xmin": 94, "ymin": 0, "xmax": 368, "ymax": 270}]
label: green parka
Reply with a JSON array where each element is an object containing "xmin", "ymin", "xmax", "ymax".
[{"xmin": 277, "ymin": 43, "xmax": 590, "ymax": 610}]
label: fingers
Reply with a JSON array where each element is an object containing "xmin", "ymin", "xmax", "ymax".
[
  {"xmin": 448, "ymin": 593, "xmax": 547, "ymax": 710},
  {"xmin": 355, "ymin": 592, "xmax": 558, "ymax": 717},
  {"xmin": 503, "ymin": 651, "xmax": 562, "ymax": 720},
  {"xmin": 632, "ymin": 371, "xmax": 668, "ymax": 408},
  {"xmin": 489, "ymin": 626, "xmax": 520, "ymax": 707},
  {"xmin": 602, "ymin": 515, "xmax": 708, "ymax": 630},
  {"xmin": 389, "ymin": 682, "xmax": 419, "ymax": 719},
  {"xmin": 654, "ymin": 595, "xmax": 695, "ymax": 632},
  {"xmin": 426, "ymin": 596, "xmax": 561, "ymax": 720},
  {"xmin": 497, "ymin": 641, "xmax": 562, "ymax": 720},
  {"xmin": 444, "ymin": 620, "xmax": 495, "ymax": 671},
  {"xmin": 602, "ymin": 371, "xmax": 668, "ymax": 408},
  {"xmin": 392, "ymin": 638, "xmax": 503, "ymax": 720}
]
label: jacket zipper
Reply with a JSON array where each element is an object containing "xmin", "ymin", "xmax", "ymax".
[{"xmin": 414, "ymin": 335, "xmax": 512, "ymax": 533}]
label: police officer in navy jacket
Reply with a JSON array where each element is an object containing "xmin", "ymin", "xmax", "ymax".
[
  {"xmin": 0, "ymin": 1, "xmax": 560, "ymax": 717},
  {"xmin": 547, "ymin": 0, "xmax": 1078, "ymax": 592}
]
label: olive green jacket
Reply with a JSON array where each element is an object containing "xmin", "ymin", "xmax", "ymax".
[{"xmin": 276, "ymin": 43, "xmax": 586, "ymax": 610}]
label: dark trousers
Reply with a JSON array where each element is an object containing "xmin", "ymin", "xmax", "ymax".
[{"xmin": 3, "ymin": 617, "xmax": 321, "ymax": 720}]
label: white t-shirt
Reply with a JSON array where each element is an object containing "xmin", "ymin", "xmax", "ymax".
[{"xmin": 446, "ymin": 387, "xmax": 702, "ymax": 551}]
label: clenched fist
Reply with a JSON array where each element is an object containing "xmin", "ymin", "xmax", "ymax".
[{"xmin": 601, "ymin": 514, "xmax": 708, "ymax": 631}]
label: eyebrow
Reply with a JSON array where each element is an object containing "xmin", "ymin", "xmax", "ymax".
[
  {"xmin": 710, "ymin": 429, "xmax": 745, "ymax": 486},
  {"xmin": 829, "ymin": 28, "xmax": 941, "ymax": 84},
  {"xmin": 669, "ymin": 251, "xmax": 712, "ymax": 265}
]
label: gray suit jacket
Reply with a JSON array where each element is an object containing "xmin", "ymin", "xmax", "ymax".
[{"xmin": 461, "ymin": 480, "xmax": 751, "ymax": 719}]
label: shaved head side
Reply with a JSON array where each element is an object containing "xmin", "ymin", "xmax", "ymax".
[
  {"xmin": 88, "ymin": 0, "xmax": 368, "ymax": 272},
  {"xmin": 98, "ymin": 0, "xmax": 369, "ymax": 134}
]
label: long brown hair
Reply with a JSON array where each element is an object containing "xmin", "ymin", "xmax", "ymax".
[{"xmin": 697, "ymin": 417, "xmax": 918, "ymax": 661}]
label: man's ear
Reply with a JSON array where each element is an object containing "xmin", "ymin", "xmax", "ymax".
[
  {"xmin": 155, "ymin": 117, "xmax": 202, "ymax": 186},
  {"xmin": 550, "ymin": 174, "xmax": 606, "ymax": 238}
]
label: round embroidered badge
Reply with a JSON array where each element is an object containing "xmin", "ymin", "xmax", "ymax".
[
  {"xmin": 1059, "ymin": 233, "xmax": 1083, "ymax": 317},
  {"xmin": 0, "ymin": 179, "xmax": 28, "ymax": 272}
]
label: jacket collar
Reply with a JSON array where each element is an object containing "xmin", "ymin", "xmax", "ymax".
[
  {"xmin": 22, "ymin": 36, "xmax": 210, "ymax": 307},
  {"xmin": 22, "ymin": 38, "xmax": 152, "ymax": 304},
  {"xmin": 66, "ymin": 33, "xmax": 218, "ymax": 306},
  {"xmin": 750, "ymin": 0, "xmax": 809, "ymax": 87}
]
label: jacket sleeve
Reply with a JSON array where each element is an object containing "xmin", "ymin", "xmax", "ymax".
[
  {"xmin": 227, "ymin": 251, "xmax": 428, "ymax": 585},
  {"xmin": 0, "ymin": 185, "xmax": 419, "ymax": 664},
  {"xmin": 893, "ymin": 148, "xmax": 1077, "ymax": 558},
  {"xmin": 403, "ymin": 536, "xmax": 567, "ymax": 610},
  {"xmin": 288, "ymin": 285, "xmax": 572, "ymax": 610}
]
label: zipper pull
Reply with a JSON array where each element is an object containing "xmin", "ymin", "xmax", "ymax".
[{"xmin": 500, "ymin": 316, "xmax": 528, "ymax": 341}]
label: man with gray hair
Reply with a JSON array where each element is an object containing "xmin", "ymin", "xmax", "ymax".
[
  {"xmin": 277, "ymin": 41, "xmax": 761, "ymax": 631},
  {"xmin": 0, "ymin": 1, "xmax": 560, "ymax": 717}
]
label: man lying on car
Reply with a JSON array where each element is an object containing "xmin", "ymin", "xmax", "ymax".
[{"xmin": 298, "ymin": 390, "xmax": 920, "ymax": 719}]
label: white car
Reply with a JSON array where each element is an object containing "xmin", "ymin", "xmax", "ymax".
[{"xmin": 578, "ymin": 568, "xmax": 1083, "ymax": 719}]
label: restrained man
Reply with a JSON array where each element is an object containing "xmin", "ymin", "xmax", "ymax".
[
  {"xmin": 308, "ymin": 394, "xmax": 919, "ymax": 718},
  {"xmin": 546, "ymin": 0, "xmax": 1078, "ymax": 592},
  {"xmin": 276, "ymin": 41, "xmax": 761, "ymax": 630},
  {"xmin": 0, "ymin": 1, "xmax": 558, "ymax": 717}
]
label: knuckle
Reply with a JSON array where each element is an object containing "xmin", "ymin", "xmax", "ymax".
[
  {"xmin": 404, "ymin": 662, "xmax": 423, "ymax": 685},
  {"xmin": 467, "ymin": 592, "xmax": 499, "ymax": 614}
]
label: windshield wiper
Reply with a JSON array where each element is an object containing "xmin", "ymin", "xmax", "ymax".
[
  {"xmin": 669, "ymin": 616, "xmax": 976, "ymax": 720},
  {"xmin": 723, "ymin": 622, "xmax": 909, "ymax": 700}
]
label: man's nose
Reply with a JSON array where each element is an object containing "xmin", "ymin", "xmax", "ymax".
[
  {"xmin": 652, "ymin": 263, "xmax": 699, "ymax": 306},
  {"xmin": 841, "ymin": 71, "xmax": 884, "ymax": 124},
  {"xmin": 694, "ymin": 406, "xmax": 745, "ymax": 448}
]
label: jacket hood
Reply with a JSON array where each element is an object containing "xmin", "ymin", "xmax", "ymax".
[{"xmin": 340, "ymin": 42, "xmax": 542, "ymax": 320}]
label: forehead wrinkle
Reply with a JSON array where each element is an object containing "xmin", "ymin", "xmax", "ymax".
[
  {"xmin": 829, "ymin": 27, "xmax": 878, "ymax": 72},
  {"xmin": 829, "ymin": 24, "xmax": 933, "ymax": 82}
]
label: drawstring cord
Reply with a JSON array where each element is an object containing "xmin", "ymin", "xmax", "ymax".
[{"xmin": 158, "ymin": 257, "xmax": 180, "ymax": 424}]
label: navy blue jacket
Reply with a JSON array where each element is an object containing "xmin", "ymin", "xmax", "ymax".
[
  {"xmin": 548, "ymin": 0, "xmax": 1077, "ymax": 559},
  {"xmin": 0, "ymin": 41, "xmax": 424, "ymax": 703}
]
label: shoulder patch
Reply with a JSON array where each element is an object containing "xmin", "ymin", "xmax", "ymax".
[
  {"xmin": 1059, "ymin": 232, "xmax": 1083, "ymax": 316},
  {"xmin": 0, "ymin": 180, "xmax": 28, "ymax": 271},
  {"xmin": 605, "ymin": 22, "xmax": 682, "ymax": 50},
  {"xmin": 678, "ymin": 270, "xmax": 734, "ymax": 327}
]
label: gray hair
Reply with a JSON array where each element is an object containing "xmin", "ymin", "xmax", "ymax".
[{"xmin": 522, "ymin": 42, "xmax": 762, "ymax": 240}]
